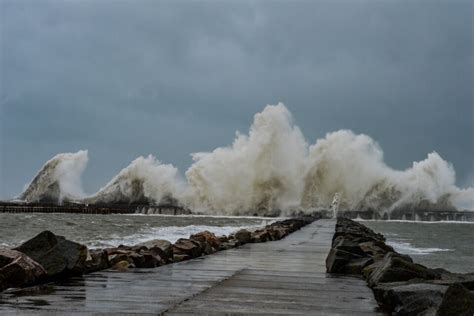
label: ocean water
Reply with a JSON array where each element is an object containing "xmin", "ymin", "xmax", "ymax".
[
  {"xmin": 361, "ymin": 220, "xmax": 474, "ymax": 274},
  {"xmin": 0, "ymin": 213, "xmax": 275, "ymax": 249}
]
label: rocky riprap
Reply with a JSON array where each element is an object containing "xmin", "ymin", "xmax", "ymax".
[
  {"xmin": 326, "ymin": 217, "xmax": 474, "ymax": 315},
  {"xmin": 0, "ymin": 216, "xmax": 315, "ymax": 293}
]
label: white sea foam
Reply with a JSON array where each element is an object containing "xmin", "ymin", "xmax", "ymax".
[
  {"xmin": 387, "ymin": 240, "xmax": 453, "ymax": 255},
  {"xmin": 17, "ymin": 103, "xmax": 474, "ymax": 215},
  {"xmin": 88, "ymin": 224, "xmax": 267, "ymax": 248}
]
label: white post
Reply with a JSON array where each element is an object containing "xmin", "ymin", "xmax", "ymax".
[{"xmin": 330, "ymin": 192, "xmax": 340, "ymax": 218}]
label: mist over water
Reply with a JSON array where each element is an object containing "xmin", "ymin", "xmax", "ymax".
[{"xmin": 16, "ymin": 104, "xmax": 474, "ymax": 215}]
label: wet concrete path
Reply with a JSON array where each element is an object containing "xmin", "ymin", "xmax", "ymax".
[{"xmin": 0, "ymin": 219, "xmax": 382, "ymax": 315}]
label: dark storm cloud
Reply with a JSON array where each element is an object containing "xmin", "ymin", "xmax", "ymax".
[{"xmin": 1, "ymin": 0, "xmax": 472, "ymax": 198}]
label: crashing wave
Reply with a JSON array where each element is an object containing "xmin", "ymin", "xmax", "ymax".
[
  {"xmin": 19, "ymin": 150, "xmax": 88, "ymax": 203},
  {"xmin": 14, "ymin": 103, "xmax": 474, "ymax": 215},
  {"xmin": 83, "ymin": 155, "xmax": 184, "ymax": 205},
  {"xmin": 185, "ymin": 104, "xmax": 307, "ymax": 215}
]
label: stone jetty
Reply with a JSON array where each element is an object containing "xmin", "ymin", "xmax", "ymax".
[
  {"xmin": 326, "ymin": 217, "xmax": 474, "ymax": 315},
  {"xmin": 0, "ymin": 218, "xmax": 384, "ymax": 315}
]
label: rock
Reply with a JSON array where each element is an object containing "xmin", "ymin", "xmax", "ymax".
[
  {"xmin": 267, "ymin": 227, "xmax": 288, "ymax": 240},
  {"xmin": 362, "ymin": 261, "xmax": 383, "ymax": 279},
  {"xmin": 435, "ymin": 273, "xmax": 474, "ymax": 291},
  {"xmin": 326, "ymin": 237, "xmax": 370, "ymax": 274},
  {"xmin": 436, "ymin": 283, "xmax": 474, "ymax": 316},
  {"xmin": 251, "ymin": 229, "xmax": 269, "ymax": 243},
  {"xmin": 233, "ymin": 229, "xmax": 251, "ymax": 244},
  {"xmin": 172, "ymin": 239, "xmax": 202, "ymax": 258},
  {"xmin": 332, "ymin": 237, "xmax": 367, "ymax": 257},
  {"xmin": 373, "ymin": 282, "xmax": 447, "ymax": 315},
  {"xmin": 219, "ymin": 240, "xmax": 239, "ymax": 251},
  {"xmin": 146, "ymin": 247, "xmax": 169, "ymax": 264},
  {"xmin": 173, "ymin": 254, "xmax": 190, "ymax": 262},
  {"xmin": 0, "ymin": 248, "xmax": 47, "ymax": 292},
  {"xmin": 105, "ymin": 246, "xmax": 167, "ymax": 268},
  {"xmin": 85, "ymin": 249, "xmax": 109, "ymax": 273},
  {"xmin": 128, "ymin": 252, "xmax": 156, "ymax": 268},
  {"xmin": 190, "ymin": 232, "xmax": 218, "ymax": 255},
  {"xmin": 368, "ymin": 253, "xmax": 439, "ymax": 287},
  {"xmin": 358, "ymin": 240, "xmax": 395, "ymax": 259},
  {"xmin": 218, "ymin": 235, "xmax": 229, "ymax": 243},
  {"xmin": 14, "ymin": 231, "xmax": 88, "ymax": 278},
  {"xmin": 108, "ymin": 253, "xmax": 132, "ymax": 266},
  {"xmin": 326, "ymin": 247, "xmax": 365, "ymax": 273},
  {"xmin": 111, "ymin": 260, "xmax": 134, "ymax": 271},
  {"xmin": 344, "ymin": 257, "xmax": 374, "ymax": 275},
  {"xmin": 137, "ymin": 239, "xmax": 173, "ymax": 259},
  {"xmin": 190, "ymin": 231, "xmax": 221, "ymax": 249}
]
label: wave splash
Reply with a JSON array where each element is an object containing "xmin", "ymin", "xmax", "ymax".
[
  {"xmin": 17, "ymin": 103, "xmax": 474, "ymax": 215},
  {"xmin": 19, "ymin": 150, "xmax": 88, "ymax": 203}
]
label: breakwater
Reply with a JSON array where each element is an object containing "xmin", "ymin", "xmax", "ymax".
[
  {"xmin": 1, "ymin": 216, "xmax": 315, "ymax": 293},
  {"xmin": 0, "ymin": 219, "xmax": 383, "ymax": 315},
  {"xmin": 326, "ymin": 218, "xmax": 474, "ymax": 315}
]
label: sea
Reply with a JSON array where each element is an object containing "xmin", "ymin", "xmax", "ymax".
[
  {"xmin": 0, "ymin": 213, "xmax": 274, "ymax": 249},
  {"xmin": 361, "ymin": 220, "xmax": 473, "ymax": 274}
]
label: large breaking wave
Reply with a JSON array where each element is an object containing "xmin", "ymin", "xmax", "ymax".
[{"xmin": 16, "ymin": 104, "xmax": 474, "ymax": 215}]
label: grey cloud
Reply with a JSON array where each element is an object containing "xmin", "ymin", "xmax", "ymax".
[{"xmin": 1, "ymin": 0, "xmax": 472, "ymax": 198}]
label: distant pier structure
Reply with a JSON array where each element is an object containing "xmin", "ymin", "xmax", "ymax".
[
  {"xmin": 337, "ymin": 208, "xmax": 474, "ymax": 222},
  {"xmin": 0, "ymin": 201, "xmax": 192, "ymax": 215},
  {"xmin": 0, "ymin": 200, "xmax": 472, "ymax": 221}
]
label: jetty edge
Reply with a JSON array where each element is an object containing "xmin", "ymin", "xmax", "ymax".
[
  {"xmin": 326, "ymin": 217, "xmax": 474, "ymax": 315},
  {"xmin": 0, "ymin": 216, "xmax": 317, "ymax": 293}
]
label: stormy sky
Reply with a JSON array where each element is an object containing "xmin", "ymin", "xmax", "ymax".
[{"xmin": 0, "ymin": 0, "xmax": 473, "ymax": 199}]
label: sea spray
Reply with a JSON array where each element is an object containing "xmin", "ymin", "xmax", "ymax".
[
  {"xmin": 84, "ymin": 155, "xmax": 185, "ymax": 205},
  {"xmin": 185, "ymin": 104, "xmax": 308, "ymax": 214},
  {"xmin": 19, "ymin": 150, "xmax": 88, "ymax": 203},
  {"xmin": 17, "ymin": 103, "xmax": 474, "ymax": 214}
]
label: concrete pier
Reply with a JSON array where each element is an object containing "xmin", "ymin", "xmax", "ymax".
[{"xmin": 0, "ymin": 220, "xmax": 382, "ymax": 315}]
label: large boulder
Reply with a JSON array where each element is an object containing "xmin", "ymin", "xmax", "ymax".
[
  {"xmin": 85, "ymin": 249, "xmax": 110, "ymax": 273},
  {"xmin": 233, "ymin": 229, "xmax": 251, "ymax": 244},
  {"xmin": 436, "ymin": 283, "xmax": 474, "ymax": 316},
  {"xmin": 435, "ymin": 273, "xmax": 474, "ymax": 291},
  {"xmin": 105, "ymin": 246, "xmax": 166, "ymax": 268},
  {"xmin": 172, "ymin": 238, "xmax": 202, "ymax": 260},
  {"xmin": 190, "ymin": 231, "xmax": 220, "ymax": 249},
  {"xmin": 0, "ymin": 248, "xmax": 47, "ymax": 291},
  {"xmin": 368, "ymin": 253, "xmax": 439, "ymax": 287},
  {"xmin": 14, "ymin": 231, "xmax": 88, "ymax": 278},
  {"xmin": 326, "ymin": 247, "xmax": 366, "ymax": 273},
  {"xmin": 251, "ymin": 229, "xmax": 269, "ymax": 243},
  {"xmin": 358, "ymin": 240, "xmax": 395, "ymax": 260},
  {"xmin": 267, "ymin": 226, "xmax": 288, "ymax": 240},
  {"xmin": 190, "ymin": 231, "xmax": 219, "ymax": 255},
  {"xmin": 326, "ymin": 237, "xmax": 369, "ymax": 274},
  {"xmin": 373, "ymin": 281, "xmax": 447, "ymax": 315},
  {"xmin": 136, "ymin": 239, "xmax": 173, "ymax": 261}
]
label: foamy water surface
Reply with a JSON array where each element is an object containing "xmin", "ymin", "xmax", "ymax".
[
  {"xmin": 361, "ymin": 220, "xmax": 474, "ymax": 273},
  {"xmin": 0, "ymin": 213, "xmax": 275, "ymax": 249}
]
